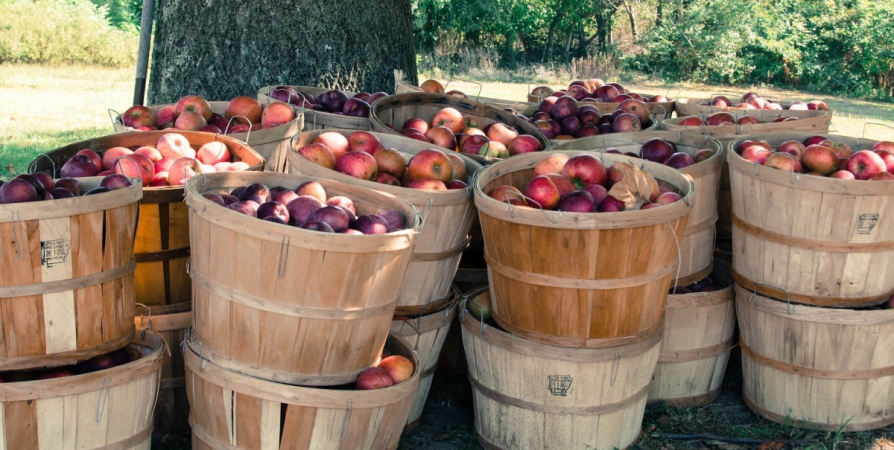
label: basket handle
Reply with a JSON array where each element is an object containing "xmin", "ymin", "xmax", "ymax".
[
  {"xmin": 665, "ymin": 86, "xmax": 682, "ymax": 100},
  {"xmin": 28, "ymin": 153, "xmax": 56, "ymax": 177},
  {"xmin": 650, "ymin": 104, "xmax": 667, "ymax": 125},
  {"xmin": 108, "ymin": 109, "xmax": 123, "ymax": 129},
  {"xmin": 503, "ymin": 190, "xmax": 560, "ymax": 224},
  {"xmin": 749, "ymin": 282, "xmax": 796, "ymax": 315},
  {"xmin": 863, "ymin": 122, "xmax": 894, "ymax": 140},
  {"xmin": 223, "ymin": 115, "xmax": 252, "ymax": 143},
  {"xmin": 444, "ymin": 78, "xmax": 483, "ymax": 103},
  {"xmin": 597, "ymin": 138, "xmax": 640, "ymax": 154},
  {"xmin": 134, "ymin": 302, "xmax": 152, "ymax": 338},
  {"xmin": 115, "ymin": 156, "xmax": 144, "ymax": 185}
]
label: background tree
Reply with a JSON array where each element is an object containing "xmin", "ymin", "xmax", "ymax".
[{"xmin": 148, "ymin": 0, "xmax": 417, "ymax": 103}]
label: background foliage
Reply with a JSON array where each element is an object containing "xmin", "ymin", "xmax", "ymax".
[{"xmin": 412, "ymin": 0, "xmax": 894, "ymax": 101}]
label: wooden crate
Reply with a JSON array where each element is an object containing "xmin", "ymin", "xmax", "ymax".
[
  {"xmin": 186, "ymin": 334, "xmax": 420, "ymax": 450},
  {"xmin": 390, "ymin": 294, "xmax": 458, "ymax": 430},
  {"xmin": 185, "ymin": 171, "xmax": 418, "ymax": 385},
  {"xmin": 737, "ymin": 284, "xmax": 894, "ymax": 431},
  {"xmin": 728, "ymin": 133, "xmax": 894, "ymax": 307},
  {"xmin": 112, "ymin": 102, "xmax": 302, "ymax": 173},
  {"xmin": 0, "ymin": 329, "xmax": 164, "ymax": 449},
  {"xmin": 473, "ymin": 151, "xmax": 693, "ymax": 348},
  {"xmin": 135, "ymin": 302, "xmax": 191, "ymax": 437},
  {"xmin": 0, "ymin": 177, "xmax": 141, "ymax": 370},
  {"xmin": 550, "ymin": 131, "xmax": 724, "ymax": 285},
  {"xmin": 649, "ymin": 260, "xmax": 736, "ymax": 406},
  {"xmin": 287, "ymin": 129, "xmax": 481, "ymax": 314},
  {"xmin": 461, "ymin": 305, "xmax": 660, "ymax": 450},
  {"xmin": 29, "ymin": 130, "xmax": 265, "ymax": 308}
]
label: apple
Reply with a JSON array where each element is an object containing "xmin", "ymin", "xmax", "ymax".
[
  {"xmin": 407, "ymin": 178, "xmax": 447, "ymax": 190},
  {"xmin": 335, "ymin": 151, "xmax": 378, "ymax": 181},
  {"xmin": 309, "ymin": 206, "xmax": 349, "ymax": 231},
  {"xmin": 874, "ymin": 150, "xmax": 894, "ymax": 173},
  {"xmin": 532, "ymin": 120, "xmax": 556, "ymax": 139},
  {"xmin": 655, "ymin": 191, "xmax": 682, "ymax": 205},
  {"xmin": 59, "ymin": 154, "xmax": 99, "ymax": 178},
  {"xmin": 738, "ymin": 115, "xmax": 761, "ymax": 125},
  {"xmin": 196, "ymin": 141, "xmax": 231, "ymax": 166},
  {"xmin": 870, "ymin": 172, "xmax": 894, "ymax": 181},
  {"xmin": 524, "ymin": 176, "xmax": 561, "ymax": 209},
  {"xmin": 776, "ymin": 140, "xmax": 806, "ymax": 160},
  {"xmin": 286, "ymin": 196, "xmax": 323, "ymax": 225},
  {"xmin": 611, "ymin": 113, "xmax": 642, "ymax": 133},
  {"xmin": 313, "ymin": 132, "xmax": 350, "ymax": 160},
  {"xmin": 463, "ymin": 115, "xmax": 482, "ymax": 130},
  {"xmin": 223, "ymin": 96, "xmax": 262, "ymax": 125},
  {"xmin": 566, "ymin": 85, "xmax": 590, "ymax": 101},
  {"xmin": 402, "ymin": 118, "xmax": 429, "ymax": 135},
  {"xmin": 342, "ymin": 98, "xmax": 371, "ymax": 117},
  {"xmin": 764, "ymin": 153, "xmax": 803, "ymax": 173},
  {"xmin": 741, "ymin": 146, "xmax": 771, "ymax": 164},
  {"xmin": 807, "ymin": 100, "xmax": 829, "ymax": 111},
  {"xmin": 640, "ymin": 138, "xmax": 675, "ymax": 164},
  {"xmin": 113, "ymin": 154, "xmax": 154, "ymax": 186},
  {"xmin": 847, "ymin": 150, "xmax": 887, "ymax": 180},
  {"xmin": 154, "ymin": 105, "xmax": 177, "ymax": 128},
  {"xmin": 593, "ymin": 85, "xmax": 621, "ymax": 102},
  {"xmin": 445, "ymin": 153, "xmax": 468, "ymax": 180},
  {"xmin": 819, "ymin": 140, "xmax": 854, "ymax": 160},
  {"xmin": 538, "ymin": 96, "xmax": 558, "ymax": 115},
  {"xmin": 227, "ymin": 161, "xmax": 250, "ymax": 171},
  {"xmin": 871, "ymin": 141, "xmax": 894, "ymax": 153},
  {"xmin": 149, "ymin": 172, "xmax": 170, "ymax": 187},
  {"xmin": 562, "ymin": 154, "xmax": 606, "ymax": 188},
  {"xmin": 373, "ymin": 147, "xmax": 407, "ymax": 179},
  {"xmin": 345, "ymin": 130, "xmax": 383, "ymax": 155},
  {"xmin": 157, "ymin": 133, "xmax": 195, "ymax": 160},
  {"xmin": 677, "ymin": 116, "xmax": 704, "ymax": 127},
  {"xmin": 486, "ymin": 123, "xmax": 519, "ymax": 146},
  {"xmin": 598, "ymin": 196, "xmax": 625, "ymax": 212},
  {"xmin": 261, "ymin": 102, "xmax": 296, "ymax": 128},
  {"xmin": 664, "ymin": 152, "xmax": 696, "ymax": 169},
  {"xmin": 488, "ymin": 185, "xmax": 526, "ymax": 205},
  {"xmin": 705, "ymin": 112, "xmax": 736, "ymax": 126},
  {"xmin": 533, "ymin": 154, "xmax": 569, "ymax": 177},
  {"xmin": 431, "ymin": 107, "xmax": 465, "ymax": 133},
  {"xmin": 617, "ymin": 99, "xmax": 649, "ymax": 124},
  {"xmin": 420, "ymin": 79, "xmax": 445, "ymax": 93},
  {"xmin": 709, "ymin": 95, "xmax": 732, "ymax": 107},
  {"xmin": 167, "ymin": 157, "xmax": 201, "ymax": 186},
  {"xmin": 478, "ymin": 141, "xmax": 509, "ymax": 159},
  {"xmin": 407, "ymin": 149, "xmax": 453, "ymax": 182},
  {"xmin": 368, "ymin": 92, "xmax": 388, "ymax": 103},
  {"xmin": 174, "ymin": 95, "xmax": 213, "ymax": 120},
  {"xmin": 424, "ymin": 126, "xmax": 457, "ymax": 149},
  {"xmin": 101, "ymin": 146, "xmax": 134, "ymax": 171},
  {"xmin": 460, "ymin": 134, "xmax": 490, "ymax": 155},
  {"xmin": 256, "ymin": 201, "xmax": 289, "ymax": 222},
  {"xmin": 551, "ymin": 96, "xmax": 580, "ymax": 120},
  {"xmin": 695, "ymin": 149, "xmax": 714, "ymax": 162},
  {"xmin": 122, "ymin": 105, "xmax": 156, "ymax": 129},
  {"xmin": 545, "ymin": 174, "xmax": 576, "ymax": 197},
  {"xmin": 378, "ymin": 355, "xmax": 414, "ymax": 384},
  {"xmin": 801, "ymin": 145, "xmax": 838, "ymax": 175},
  {"xmin": 356, "ymin": 367, "xmax": 393, "ymax": 390},
  {"xmin": 297, "ymin": 143, "xmax": 336, "ymax": 170}
]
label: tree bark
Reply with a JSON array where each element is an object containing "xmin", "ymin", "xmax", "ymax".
[
  {"xmin": 148, "ymin": 0, "xmax": 417, "ymax": 103},
  {"xmin": 656, "ymin": 0, "xmax": 663, "ymax": 27},
  {"xmin": 623, "ymin": 0, "xmax": 638, "ymax": 41},
  {"xmin": 543, "ymin": 11, "xmax": 566, "ymax": 62}
]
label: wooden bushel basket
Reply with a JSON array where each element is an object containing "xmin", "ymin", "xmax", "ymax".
[
  {"xmin": 256, "ymin": 85, "xmax": 372, "ymax": 134},
  {"xmin": 728, "ymin": 133, "xmax": 894, "ymax": 307},
  {"xmin": 675, "ymin": 94, "xmax": 833, "ymax": 118},
  {"xmin": 287, "ymin": 129, "xmax": 482, "ymax": 315},
  {"xmin": 185, "ymin": 171, "xmax": 419, "ymax": 386},
  {"xmin": 135, "ymin": 302, "xmax": 192, "ymax": 437},
  {"xmin": 461, "ymin": 304, "xmax": 660, "ymax": 450},
  {"xmin": 549, "ymin": 131, "xmax": 724, "ymax": 285},
  {"xmin": 648, "ymin": 259, "xmax": 736, "ymax": 407},
  {"xmin": 186, "ymin": 333, "xmax": 420, "ymax": 450},
  {"xmin": 0, "ymin": 177, "xmax": 141, "ymax": 370},
  {"xmin": 112, "ymin": 102, "xmax": 302, "ymax": 173},
  {"xmin": 29, "ymin": 131, "xmax": 266, "ymax": 308},
  {"xmin": 0, "ymin": 329, "xmax": 165, "ymax": 449},
  {"xmin": 395, "ymin": 81, "xmax": 538, "ymax": 114},
  {"xmin": 369, "ymin": 92, "xmax": 550, "ymax": 166},
  {"xmin": 473, "ymin": 151, "xmax": 694, "ymax": 348},
  {"xmin": 737, "ymin": 284, "xmax": 894, "ymax": 431},
  {"xmin": 390, "ymin": 291, "xmax": 458, "ymax": 431}
]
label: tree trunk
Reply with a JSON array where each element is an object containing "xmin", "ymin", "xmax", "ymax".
[
  {"xmin": 624, "ymin": 0, "xmax": 638, "ymax": 41},
  {"xmin": 148, "ymin": 0, "xmax": 417, "ymax": 103},
  {"xmin": 543, "ymin": 11, "xmax": 566, "ymax": 62},
  {"xmin": 656, "ymin": 0, "xmax": 663, "ymax": 27}
]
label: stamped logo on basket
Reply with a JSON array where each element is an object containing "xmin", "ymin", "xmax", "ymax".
[
  {"xmin": 856, "ymin": 214, "xmax": 879, "ymax": 235},
  {"xmin": 548, "ymin": 375, "xmax": 573, "ymax": 396},
  {"xmin": 41, "ymin": 238, "xmax": 71, "ymax": 268}
]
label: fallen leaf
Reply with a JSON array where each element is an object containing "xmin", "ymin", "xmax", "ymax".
[{"xmin": 607, "ymin": 161, "xmax": 659, "ymax": 209}]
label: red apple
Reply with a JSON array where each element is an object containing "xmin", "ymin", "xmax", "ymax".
[
  {"xmin": 802, "ymin": 145, "xmax": 839, "ymax": 175},
  {"xmin": 335, "ymin": 151, "xmax": 378, "ymax": 181},
  {"xmin": 486, "ymin": 123, "xmax": 519, "ymax": 146},
  {"xmin": 196, "ymin": 141, "xmax": 231, "ymax": 166},
  {"xmin": 764, "ymin": 153, "xmax": 803, "ymax": 173},
  {"xmin": 640, "ymin": 138, "xmax": 675, "ymax": 164},
  {"xmin": 487, "ymin": 185, "xmax": 526, "ymax": 205},
  {"xmin": 551, "ymin": 96, "xmax": 580, "ymax": 120},
  {"xmin": 617, "ymin": 98, "xmax": 649, "ymax": 124},
  {"xmin": 112, "ymin": 153, "xmax": 154, "ymax": 186},
  {"xmin": 226, "ymin": 96, "xmax": 263, "ymax": 124},
  {"xmin": 677, "ymin": 116, "xmax": 704, "ymax": 127},
  {"xmin": 407, "ymin": 149, "xmax": 453, "ymax": 182},
  {"xmin": 445, "ymin": 153, "xmax": 468, "ymax": 180},
  {"xmin": 562, "ymin": 154, "xmax": 607, "ymax": 188},
  {"xmin": 261, "ymin": 102, "xmax": 296, "ymax": 128},
  {"xmin": 776, "ymin": 140, "xmax": 807, "ymax": 160},
  {"xmin": 546, "ymin": 174, "xmax": 576, "ymax": 197},
  {"xmin": 847, "ymin": 150, "xmax": 887, "ymax": 180},
  {"xmin": 870, "ymin": 171, "xmax": 894, "ymax": 181},
  {"xmin": 373, "ymin": 147, "xmax": 407, "ymax": 179},
  {"xmin": 313, "ymin": 132, "xmax": 350, "ymax": 160},
  {"xmin": 533, "ymin": 154, "xmax": 569, "ymax": 177},
  {"xmin": 402, "ymin": 118, "xmax": 429, "ymax": 135},
  {"xmin": 297, "ymin": 143, "xmax": 336, "ymax": 170},
  {"xmin": 174, "ymin": 95, "xmax": 213, "ymax": 120},
  {"xmin": 155, "ymin": 105, "xmax": 177, "ymax": 128},
  {"xmin": 431, "ymin": 107, "xmax": 465, "ymax": 133},
  {"xmin": 376, "ymin": 173, "xmax": 401, "ymax": 185},
  {"xmin": 347, "ymin": 131, "xmax": 383, "ymax": 155},
  {"xmin": 741, "ymin": 146, "xmax": 771, "ymax": 164},
  {"xmin": 424, "ymin": 126, "xmax": 457, "ymax": 149},
  {"xmin": 122, "ymin": 105, "xmax": 156, "ymax": 129},
  {"xmin": 611, "ymin": 113, "xmax": 642, "ymax": 133},
  {"xmin": 157, "ymin": 133, "xmax": 195, "ymax": 160},
  {"xmin": 356, "ymin": 367, "xmax": 393, "ymax": 390},
  {"xmin": 664, "ymin": 152, "xmax": 696, "ymax": 169},
  {"xmin": 508, "ymin": 135, "xmax": 543, "ymax": 156},
  {"xmin": 705, "ymin": 112, "xmax": 736, "ymax": 126},
  {"xmin": 524, "ymin": 176, "xmax": 561, "ymax": 209},
  {"xmin": 655, "ymin": 191, "xmax": 682, "ymax": 205},
  {"xmin": 407, "ymin": 178, "xmax": 447, "ymax": 190}
]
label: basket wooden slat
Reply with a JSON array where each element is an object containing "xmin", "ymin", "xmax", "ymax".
[
  {"xmin": 369, "ymin": 92, "xmax": 550, "ymax": 166},
  {"xmin": 0, "ymin": 329, "xmax": 164, "ymax": 449},
  {"xmin": 549, "ymin": 131, "xmax": 723, "ymax": 284},
  {"xmin": 287, "ymin": 129, "xmax": 481, "ymax": 314},
  {"xmin": 473, "ymin": 152, "xmax": 694, "ymax": 348},
  {"xmin": 737, "ymin": 284, "xmax": 894, "ymax": 431},
  {"xmin": 185, "ymin": 171, "xmax": 418, "ymax": 385},
  {"xmin": 390, "ymin": 294, "xmax": 458, "ymax": 430},
  {"xmin": 256, "ymin": 85, "xmax": 372, "ymax": 133},
  {"xmin": 461, "ymin": 305, "xmax": 660, "ymax": 450},
  {"xmin": 728, "ymin": 133, "xmax": 894, "ymax": 307},
  {"xmin": 113, "ymin": 102, "xmax": 302, "ymax": 173},
  {"xmin": 134, "ymin": 302, "xmax": 191, "ymax": 437},
  {"xmin": 29, "ymin": 131, "xmax": 265, "ymax": 308},
  {"xmin": 0, "ymin": 177, "xmax": 141, "ymax": 370},
  {"xmin": 186, "ymin": 335, "xmax": 420, "ymax": 450},
  {"xmin": 648, "ymin": 259, "xmax": 735, "ymax": 406}
]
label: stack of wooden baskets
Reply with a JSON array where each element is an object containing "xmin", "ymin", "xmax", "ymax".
[
  {"xmin": 285, "ymin": 128, "xmax": 481, "ymax": 431},
  {"xmin": 467, "ymin": 151, "xmax": 695, "ymax": 449},
  {"xmin": 728, "ymin": 133, "xmax": 894, "ymax": 431},
  {"xmin": 182, "ymin": 171, "xmax": 425, "ymax": 450},
  {"xmin": 0, "ymin": 175, "xmax": 169, "ymax": 449},
  {"xmin": 30, "ymin": 130, "xmax": 267, "ymax": 439}
]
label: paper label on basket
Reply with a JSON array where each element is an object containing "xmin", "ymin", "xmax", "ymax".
[
  {"xmin": 856, "ymin": 214, "xmax": 879, "ymax": 235},
  {"xmin": 607, "ymin": 162, "xmax": 659, "ymax": 210},
  {"xmin": 548, "ymin": 375, "xmax": 573, "ymax": 396}
]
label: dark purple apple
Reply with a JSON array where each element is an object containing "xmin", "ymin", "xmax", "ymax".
[
  {"xmin": 286, "ymin": 196, "xmax": 323, "ymax": 226},
  {"xmin": 556, "ymin": 190, "xmax": 597, "ymax": 212},
  {"xmin": 309, "ymin": 205, "xmax": 349, "ymax": 231},
  {"xmin": 230, "ymin": 186, "xmax": 247, "ymax": 198},
  {"xmin": 611, "ymin": 113, "xmax": 642, "ymax": 133},
  {"xmin": 0, "ymin": 178, "xmax": 40, "ymax": 203},
  {"xmin": 323, "ymin": 90, "xmax": 349, "ymax": 113},
  {"xmin": 583, "ymin": 184, "xmax": 609, "ymax": 206},
  {"xmin": 597, "ymin": 196, "xmax": 625, "ymax": 212},
  {"xmin": 257, "ymin": 201, "xmax": 289, "ymax": 222},
  {"xmin": 561, "ymin": 115, "xmax": 582, "ymax": 136},
  {"xmin": 342, "ymin": 98, "xmax": 371, "ymax": 117},
  {"xmin": 578, "ymin": 107, "xmax": 601, "ymax": 125},
  {"xmin": 575, "ymin": 124, "xmax": 601, "ymax": 138},
  {"xmin": 84, "ymin": 187, "xmax": 111, "ymax": 196},
  {"xmin": 551, "ymin": 96, "xmax": 580, "ymax": 121},
  {"xmin": 39, "ymin": 367, "xmax": 75, "ymax": 379},
  {"xmin": 264, "ymin": 216, "xmax": 288, "ymax": 224},
  {"xmin": 85, "ymin": 354, "xmax": 117, "ymax": 372},
  {"xmin": 272, "ymin": 189, "xmax": 300, "ymax": 205},
  {"xmin": 55, "ymin": 178, "xmax": 82, "ymax": 196},
  {"xmin": 664, "ymin": 152, "xmax": 697, "ymax": 169},
  {"xmin": 220, "ymin": 194, "xmax": 239, "ymax": 205},
  {"xmin": 99, "ymin": 174, "xmax": 133, "ymax": 191},
  {"xmin": 376, "ymin": 210, "xmax": 405, "ymax": 232},
  {"xmin": 225, "ymin": 200, "xmax": 259, "ymax": 217},
  {"xmin": 532, "ymin": 120, "xmax": 556, "ymax": 140},
  {"xmin": 14, "ymin": 174, "xmax": 46, "ymax": 198},
  {"xmin": 239, "ymin": 183, "xmax": 270, "ymax": 204},
  {"xmin": 300, "ymin": 221, "xmax": 334, "ymax": 232},
  {"xmin": 640, "ymin": 138, "xmax": 676, "ymax": 164},
  {"xmin": 60, "ymin": 154, "xmax": 99, "ymax": 178},
  {"xmin": 29, "ymin": 172, "xmax": 55, "ymax": 191},
  {"xmin": 203, "ymin": 193, "xmax": 226, "ymax": 206},
  {"xmin": 352, "ymin": 214, "xmax": 389, "ymax": 234},
  {"xmin": 48, "ymin": 187, "xmax": 75, "ymax": 199},
  {"xmin": 326, "ymin": 196, "xmax": 356, "ymax": 215},
  {"xmin": 368, "ymin": 92, "xmax": 388, "ymax": 103}
]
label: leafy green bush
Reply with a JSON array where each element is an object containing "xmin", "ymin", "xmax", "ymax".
[{"xmin": 0, "ymin": 0, "xmax": 138, "ymax": 67}]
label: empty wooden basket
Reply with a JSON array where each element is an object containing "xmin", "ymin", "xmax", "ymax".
[
  {"xmin": 728, "ymin": 133, "xmax": 894, "ymax": 307},
  {"xmin": 30, "ymin": 130, "xmax": 266, "ymax": 307},
  {"xmin": 0, "ymin": 329, "xmax": 165, "ymax": 449},
  {"xmin": 461, "ymin": 305, "xmax": 660, "ymax": 450},
  {"xmin": 287, "ymin": 129, "xmax": 482, "ymax": 314},
  {"xmin": 648, "ymin": 259, "xmax": 736, "ymax": 406},
  {"xmin": 0, "ymin": 177, "xmax": 141, "ymax": 370},
  {"xmin": 737, "ymin": 284, "xmax": 894, "ymax": 431},
  {"xmin": 549, "ymin": 131, "xmax": 724, "ymax": 285},
  {"xmin": 473, "ymin": 151, "xmax": 694, "ymax": 348},
  {"xmin": 185, "ymin": 171, "xmax": 418, "ymax": 385},
  {"xmin": 186, "ymin": 334, "xmax": 420, "ymax": 450}
]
